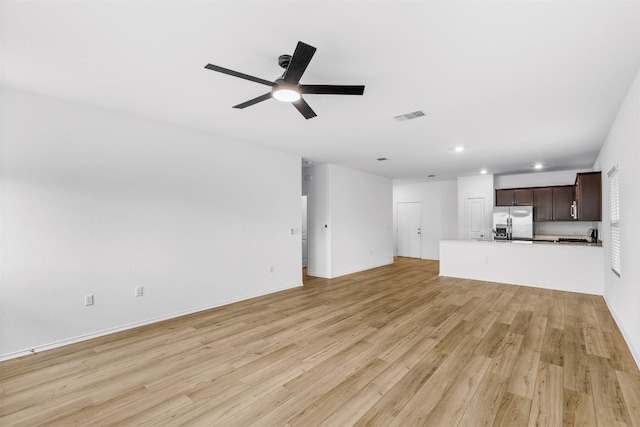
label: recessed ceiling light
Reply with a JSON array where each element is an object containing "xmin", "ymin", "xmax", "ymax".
[
  {"xmin": 480, "ymin": 169, "xmax": 487, "ymax": 174},
  {"xmin": 455, "ymin": 146, "xmax": 464, "ymax": 153},
  {"xmin": 533, "ymin": 163, "xmax": 543, "ymax": 170},
  {"xmin": 377, "ymin": 157, "xmax": 388, "ymax": 161}
]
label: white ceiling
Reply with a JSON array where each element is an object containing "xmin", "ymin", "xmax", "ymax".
[{"xmin": 3, "ymin": 1, "xmax": 640, "ymax": 182}]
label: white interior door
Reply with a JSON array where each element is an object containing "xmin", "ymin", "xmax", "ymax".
[
  {"xmin": 301, "ymin": 195, "xmax": 308, "ymax": 268},
  {"xmin": 466, "ymin": 197, "xmax": 486, "ymax": 240},
  {"xmin": 397, "ymin": 202, "xmax": 421, "ymax": 258}
]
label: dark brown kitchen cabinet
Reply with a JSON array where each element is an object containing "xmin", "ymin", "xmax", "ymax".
[
  {"xmin": 575, "ymin": 172, "xmax": 601, "ymax": 221},
  {"xmin": 533, "ymin": 187, "xmax": 553, "ymax": 221},
  {"xmin": 533, "ymin": 185, "xmax": 574, "ymax": 221},
  {"xmin": 553, "ymin": 186, "xmax": 574, "ymax": 220},
  {"xmin": 495, "ymin": 189, "xmax": 513, "ymax": 206},
  {"xmin": 495, "ymin": 188, "xmax": 534, "ymax": 206}
]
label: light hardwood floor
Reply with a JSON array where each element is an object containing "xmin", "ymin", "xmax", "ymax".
[{"xmin": 1, "ymin": 258, "xmax": 639, "ymax": 426}]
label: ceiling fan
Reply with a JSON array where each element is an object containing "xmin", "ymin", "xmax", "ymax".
[{"xmin": 204, "ymin": 41, "xmax": 365, "ymax": 119}]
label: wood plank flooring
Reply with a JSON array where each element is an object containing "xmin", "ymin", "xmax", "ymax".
[{"xmin": 1, "ymin": 258, "xmax": 639, "ymax": 426}]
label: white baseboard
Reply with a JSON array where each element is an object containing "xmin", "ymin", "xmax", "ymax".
[
  {"xmin": 329, "ymin": 260, "xmax": 394, "ymax": 279},
  {"xmin": 307, "ymin": 260, "xmax": 393, "ymax": 280},
  {"xmin": 0, "ymin": 283, "xmax": 302, "ymax": 362},
  {"xmin": 603, "ymin": 295, "xmax": 640, "ymax": 371}
]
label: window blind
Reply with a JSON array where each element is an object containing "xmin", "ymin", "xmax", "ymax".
[{"xmin": 608, "ymin": 166, "xmax": 620, "ymax": 277}]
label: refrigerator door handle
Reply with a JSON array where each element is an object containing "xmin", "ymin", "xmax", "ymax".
[{"xmin": 510, "ymin": 217, "xmax": 513, "ymax": 240}]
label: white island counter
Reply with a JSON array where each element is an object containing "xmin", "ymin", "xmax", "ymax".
[{"xmin": 439, "ymin": 240, "xmax": 604, "ymax": 295}]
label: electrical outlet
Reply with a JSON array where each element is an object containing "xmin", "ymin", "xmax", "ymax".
[
  {"xmin": 135, "ymin": 286, "xmax": 144, "ymax": 297},
  {"xmin": 269, "ymin": 266, "xmax": 274, "ymax": 273},
  {"xmin": 84, "ymin": 294, "xmax": 94, "ymax": 306}
]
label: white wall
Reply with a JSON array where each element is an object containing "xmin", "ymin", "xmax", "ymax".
[
  {"xmin": 330, "ymin": 165, "xmax": 393, "ymax": 277},
  {"xmin": 457, "ymin": 174, "xmax": 495, "ymax": 240},
  {"xmin": 393, "ymin": 180, "xmax": 458, "ymax": 259},
  {"xmin": 593, "ymin": 67, "xmax": 640, "ymax": 367},
  {"xmin": 494, "ymin": 169, "xmax": 592, "ymax": 189},
  {"xmin": 305, "ymin": 164, "xmax": 393, "ymax": 278},
  {"xmin": 0, "ymin": 87, "xmax": 302, "ymax": 359}
]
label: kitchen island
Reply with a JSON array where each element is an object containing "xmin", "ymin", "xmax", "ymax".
[{"xmin": 439, "ymin": 239, "xmax": 604, "ymax": 295}]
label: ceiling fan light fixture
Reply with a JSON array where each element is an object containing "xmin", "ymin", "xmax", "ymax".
[
  {"xmin": 205, "ymin": 41, "xmax": 364, "ymax": 118},
  {"xmin": 272, "ymin": 86, "xmax": 301, "ymax": 102}
]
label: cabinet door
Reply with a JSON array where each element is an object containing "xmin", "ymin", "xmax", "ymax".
[
  {"xmin": 534, "ymin": 187, "xmax": 553, "ymax": 221},
  {"xmin": 553, "ymin": 186, "xmax": 574, "ymax": 221},
  {"xmin": 495, "ymin": 189, "xmax": 514, "ymax": 206},
  {"xmin": 514, "ymin": 188, "xmax": 534, "ymax": 206},
  {"xmin": 576, "ymin": 172, "xmax": 601, "ymax": 221}
]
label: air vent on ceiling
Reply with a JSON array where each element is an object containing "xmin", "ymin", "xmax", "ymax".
[{"xmin": 393, "ymin": 110, "xmax": 426, "ymax": 121}]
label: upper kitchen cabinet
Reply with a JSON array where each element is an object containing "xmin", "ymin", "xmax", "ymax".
[
  {"xmin": 575, "ymin": 172, "xmax": 602, "ymax": 221},
  {"xmin": 533, "ymin": 186, "xmax": 574, "ymax": 221},
  {"xmin": 495, "ymin": 188, "xmax": 534, "ymax": 206},
  {"xmin": 533, "ymin": 187, "xmax": 552, "ymax": 221},
  {"xmin": 553, "ymin": 186, "xmax": 575, "ymax": 221},
  {"xmin": 495, "ymin": 189, "xmax": 513, "ymax": 206}
]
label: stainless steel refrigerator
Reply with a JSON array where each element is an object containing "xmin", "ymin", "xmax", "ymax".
[{"xmin": 493, "ymin": 206, "xmax": 533, "ymax": 241}]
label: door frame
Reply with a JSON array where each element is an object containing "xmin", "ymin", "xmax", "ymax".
[{"xmin": 301, "ymin": 194, "xmax": 308, "ymax": 269}]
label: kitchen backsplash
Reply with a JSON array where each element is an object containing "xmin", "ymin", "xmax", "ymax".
[{"xmin": 534, "ymin": 221, "xmax": 600, "ymax": 236}]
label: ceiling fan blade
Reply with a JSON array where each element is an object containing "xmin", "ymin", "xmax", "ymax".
[
  {"xmin": 293, "ymin": 98, "xmax": 317, "ymax": 119},
  {"xmin": 283, "ymin": 42, "xmax": 316, "ymax": 85},
  {"xmin": 232, "ymin": 93, "xmax": 273, "ymax": 109},
  {"xmin": 205, "ymin": 64, "xmax": 274, "ymax": 86},
  {"xmin": 300, "ymin": 85, "xmax": 365, "ymax": 95}
]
